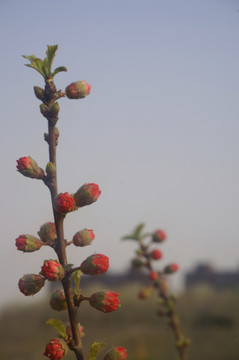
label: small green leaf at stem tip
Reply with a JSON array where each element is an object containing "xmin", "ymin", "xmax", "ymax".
[
  {"xmin": 72, "ymin": 270, "xmax": 82, "ymax": 295},
  {"xmin": 46, "ymin": 318, "xmax": 67, "ymax": 339},
  {"xmin": 88, "ymin": 342, "xmax": 106, "ymax": 360},
  {"xmin": 23, "ymin": 45, "xmax": 67, "ymax": 79},
  {"xmin": 52, "ymin": 66, "xmax": 67, "ymax": 78},
  {"xmin": 122, "ymin": 223, "xmax": 145, "ymax": 241}
]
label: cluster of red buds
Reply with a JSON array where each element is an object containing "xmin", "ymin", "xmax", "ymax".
[
  {"xmin": 122, "ymin": 223, "xmax": 189, "ymax": 359},
  {"xmin": 16, "ymin": 45, "xmax": 127, "ymax": 360}
]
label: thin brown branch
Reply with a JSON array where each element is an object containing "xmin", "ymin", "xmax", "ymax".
[{"xmin": 44, "ymin": 79, "xmax": 84, "ymax": 360}]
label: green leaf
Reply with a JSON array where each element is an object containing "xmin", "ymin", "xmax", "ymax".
[
  {"xmin": 88, "ymin": 342, "xmax": 106, "ymax": 360},
  {"xmin": 45, "ymin": 45, "xmax": 58, "ymax": 75},
  {"xmin": 52, "ymin": 66, "xmax": 67, "ymax": 78},
  {"xmin": 72, "ymin": 270, "xmax": 82, "ymax": 295},
  {"xmin": 122, "ymin": 223, "xmax": 145, "ymax": 241},
  {"xmin": 46, "ymin": 318, "xmax": 67, "ymax": 339},
  {"xmin": 24, "ymin": 58, "xmax": 45, "ymax": 78},
  {"xmin": 23, "ymin": 45, "xmax": 61, "ymax": 79},
  {"xmin": 22, "ymin": 54, "xmax": 37, "ymax": 62}
]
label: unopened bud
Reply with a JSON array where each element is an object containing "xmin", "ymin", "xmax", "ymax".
[
  {"xmin": 73, "ymin": 229, "xmax": 95, "ymax": 247},
  {"xmin": 38, "ymin": 222, "xmax": 56, "ymax": 244},
  {"xmin": 54, "ymin": 193, "xmax": 76, "ymax": 213},
  {"xmin": 89, "ymin": 291, "xmax": 120, "ymax": 313},
  {"xmin": 40, "ymin": 103, "xmax": 59, "ymax": 123},
  {"xmin": 43, "ymin": 338, "xmax": 68, "ymax": 360},
  {"xmin": 80, "ymin": 254, "xmax": 109, "ymax": 275},
  {"xmin": 164, "ymin": 263, "xmax": 179, "ymax": 274},
  {"xmin": 149, "ymin": 271, "xmax": 158, "ymax": 281},
  {"xmin": 138, "ymin": 286, "xmax": 153, "ymax": 299},
  {"xmin": 65, "ymin": 81, "xmax": 91, "ymax": 99},
  {"xmin": 103, "ymin": 346, "xmax": 127, "ymax": 360},
  {"xmin": 46, "ymin": 162, "xmax": 56, "ymax": 177},
  {"xmin": 152, "ymin": 229, "xmax": 166, "ymax": 243},
  {"xmin": 51, "ymin": 102, "xmax": 60, "ymax": 115},
  {"xmin": 151, "ymin": 249, "xmax": 163, "ymax": 260},
  {"xmin": 40, "ymin": 103, "xmax": 50, "ymax": 118},
  {"xmin": 74, "ymin": 183, "xmax": 101, "ymax": 208},
  {"xmin": 16, "ymin": 156, "xmax": 45, "ymax": 179},
  {"xmin": 41, "ymin": 260, "xmax": 65, "ymax": 281},
  {"xmin": 34, "ymin": 86, "xmax": 45, "ymax": 101},
  {"xmin": 50, "ymin": 289, "xmax": 67, "ymax": 311},
  {"xmin": 18, "ymin": 274, "xmax": 45, "ymax": 296},
  {"xmin": 15, "ymin": 234, "xmax": 42, "ymax": 252}
]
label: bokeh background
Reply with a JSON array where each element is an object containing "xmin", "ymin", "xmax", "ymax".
[{"xmin": 0, "ymin": 1, "xmax": 239, "ymax": 358}]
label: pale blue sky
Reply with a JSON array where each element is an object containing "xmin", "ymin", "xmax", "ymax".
[{"xmin": 1, "ymin": 0, "xmax": 239, "ymax": 306}]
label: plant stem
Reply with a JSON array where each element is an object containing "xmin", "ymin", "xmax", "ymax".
[
  {"xmin": 141, "ymin": 244, "xmax": 189, "ymax": 360},
  {"xmin": 44, "ymin": 79, "xmax": 84, "ymax": 360}
]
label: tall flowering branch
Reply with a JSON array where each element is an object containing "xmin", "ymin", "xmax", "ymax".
[
  {"xmin": 123, "ymin": 223, "xmax": 190, "ymax": 360},
  {"xmin": 16, "ymin": 45, "xmax": 127, "ymax": 360}
]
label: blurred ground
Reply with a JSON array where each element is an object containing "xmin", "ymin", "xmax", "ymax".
[{"xmin": 1, "ymin": 284, "xmax": 239, "ymax": 360}]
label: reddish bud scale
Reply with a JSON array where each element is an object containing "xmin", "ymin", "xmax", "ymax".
[
  {"xmin": 54, "ymin": 193, "xmax": 75, "ymax": 213},
  {"xmin": 103, "ymin": 346, "xmax": 127, "ymax": 360},
  {"xmin": 16, "ymin": 156, "xmax": 44, "ymax": 179},
  {"xmin": 50, "ymin": 290, "xmax": 67, "ymax": 311},
  {"xmin": 15, "ymin": 234, "xmax": 42, "ymax": 252},
  {"xmin": 18, "ymin": 274, "xmax": 45, "ymax": 296},
  {"xmin": 151, "ymin": 249, "xmax": 163, "ymax": 260},
  {"xmin": 41, "ymin": 260, "xmax": 65, "ymax": 281},
  {"xmin": 152, "ymin": 229, "xmax": 167, "ymax": 243},
  {"xmin": 80, "ymin": 254, "xmax": 109, "ymax": 275},
  {"xmin": 65, "ymin": 80, "xmax": 91, "ymax": 99},
  {"xmin": 164, "ymin": 263, "xmax": 179, "ymax": 274},
  {"xmin": 73, "ymin": 229, "xmax": 95, "ymax": 247},
  {"xmin": 44, "ymin": 338, "xmax": 68, "ymax": 360},
  {"xmin": 38, "ymin": 222, "xmax": 57, "ymax": 243},
  {"xmin": 89, "ymin": 291, "xmax": 120, "ymax": 313},
  {"xmin": 74, "ymin": 183, "xmax": 101, "ymax": 208}
]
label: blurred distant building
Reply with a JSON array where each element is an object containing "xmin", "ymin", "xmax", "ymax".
[
  {"xmin": 185, "ymin": 263, "xmax": 239, "ymax": 290},
  {"xmin": 49, "ymin": 267, "xmax": 147, "ymax": 292}
]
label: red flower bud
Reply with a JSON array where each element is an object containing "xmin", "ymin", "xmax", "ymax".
[
  {"xmin": 149, "ymin": 271, "xmax": 158, "ymax": 281},
  {"xmin": 103, "ymin": 346, "xmax": 127, "ymax": 360},
  {"xmin": 54, "ymin": 193, "xmax": 75, "ymax": 213},
  {"xmin": 18, "ymin": 274, "xmax": 45, "ymax": 296},
  {"xmin": 15, "ymin": 234, "xmax": 42, "ymax": 252},
  {"xmin": 164, "ymin": 263, "xmax": 179, "ymax": 274},
  {"xmin": 73, "ymin": 229, "xmax": 95, "ymax": 247},
  {"xmin": 44, "ymin": 338, "xmax": 68, "ymax": 360},
  {"xmin": 138, "ymin": 286, "xmax": 153, "ymax": 300},
  {"xmin": 151, "ymin": 249, "xmax": 163, "ymax": 260},
  {"xmin": 50, "ymin": 290, "xmax": 67, "ymax": 311},
  {"xmin": 152, "ymin": 229, "xmax": 166, "ymax": 243},
  {"xmin": 74, "ymin": 183, "xmax": 101, "ymax": 208},
  {"xmin": 89, "ymin": 291, "xmax": 120, "ymax": 313},
  {"xmin": 80, "ymin": 254, "xmax": 109, "ymax": 275},
  {"xmin": 65, "ymin": 80, "xmax": 91, "ymax": 99},
  {"xmin": 38, "ymin": 222, "xmax": 57, "ymax": 244},
  {"xmin": 41, "ymin": 260, "xmax": 65, "ymax": 281},
  {"xmin": 65, "ymin": 323, "xmax": 85, "ymax": 338},
  {"xmin": 16, "ymin": 156, "xmax": 44, "ymax": 179}
]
